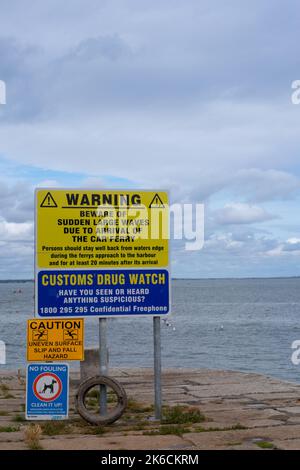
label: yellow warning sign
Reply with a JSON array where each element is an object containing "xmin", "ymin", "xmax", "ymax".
[
  {"xmin": 35, "ymin": 189, "xmax": 169, "ymax": 269},
  {"xmin": 27, "ymin": 318, "xmax": 84, "ymax": 361}
]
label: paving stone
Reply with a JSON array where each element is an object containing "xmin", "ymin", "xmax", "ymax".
[
  {"xmin": 277, "ymin": 406, "xmax": 300, "ymax": 415},
  {"xmin": 286, "ymin": 417, "xmax": 300, "ymax": 424},
  {"xmin": 41, "ymin": 434, "xmax": 186, "ymax": 450},
  {"xmin": 2, "ymin": 368, "xmax": 300, "ymax": 450},
  {"xmin": 272, "ymin": 439, "xmax": 300, "ymax": 450}
]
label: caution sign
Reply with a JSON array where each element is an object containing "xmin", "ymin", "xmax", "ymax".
[
  {"xmin": 27, "ymin": 319, "xmax": 84, "ymax": 361},
  {"xmin": 36, "ymin": 189, "xmax": 169, "ymax": 269},
  {"xmin": 26, "ymin": 363, "xmax": 69, "ymax": 420}
]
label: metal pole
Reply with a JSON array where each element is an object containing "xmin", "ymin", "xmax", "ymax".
[
  {"xmin": 153, "ymin": 316, "xmax": 162, "ymax": 420},
  {"xmin": 99, "ymin": 318, "xmax": 108, "ymax": 416}
]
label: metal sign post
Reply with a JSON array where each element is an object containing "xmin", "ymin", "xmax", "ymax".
[
  {"xmin": 99, "ymin": 318, "xmax": 108, "ymax": 415},
  {"xmin": 153, "ymin": 316, "xmax": 162, "ymax": 420}
]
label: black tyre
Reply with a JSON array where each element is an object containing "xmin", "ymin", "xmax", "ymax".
[{"xmin": 75, "ymin": 375, "xmax": 127, "ymax": 425}]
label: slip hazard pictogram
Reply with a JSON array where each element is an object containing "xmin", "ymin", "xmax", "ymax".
[
  {"xmin": 33, "ymin": 372, "xmax": 62, "ymax": 402},
  {"xmin": 63, "ymin": 329, "xmax": 79, "ymax": 341},
  {"xmin": 40, "ymin": 192, "xmax": 57, "ymax": 208},
  {"xmin": 31, "ymin": 329, "xmax": 48, "ymax": 342}
]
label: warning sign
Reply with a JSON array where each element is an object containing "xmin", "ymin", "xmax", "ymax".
[
  {"xmin": 35, "ymin": 188, "xmax": 170, "ymax": 318},
  {"xmin": 27, "ymin": 318, "xmax": 84, "ymax": 361},
  {"xmin": 26, "ymin": 363, "xmax": 69, "ymax": 420},
  {"xmin": 35, "ymin": 189, "xmax": 169, "ymax": 269}
]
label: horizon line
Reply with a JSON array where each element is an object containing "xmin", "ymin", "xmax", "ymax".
[{"xmin": 0, "ymin": 275, "xmax": 299, "ymax": 282}]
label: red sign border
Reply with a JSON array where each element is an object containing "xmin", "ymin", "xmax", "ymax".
[{"xmin": 32, "ymin": 372, "xmax": 62, "ymax": 402}]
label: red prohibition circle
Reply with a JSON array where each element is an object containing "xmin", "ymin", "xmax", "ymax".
[{"xmin": 33, "ymin": 372, "xmax": 62, "ymax": 402}]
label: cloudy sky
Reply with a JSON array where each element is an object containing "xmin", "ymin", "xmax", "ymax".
[{"xmin": 0, "ymin": 0, "xmax": 300, "ymax": 279}]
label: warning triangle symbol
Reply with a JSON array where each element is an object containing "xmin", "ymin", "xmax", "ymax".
[
  {"xmin": 149, "ymin": 193, "xmax": 164, "ymax": 208},
  {"xmin": 40, "ymin": 192, "xmax": 58, "ymax": 208}
]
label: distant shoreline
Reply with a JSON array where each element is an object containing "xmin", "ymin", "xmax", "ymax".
[{"xmin": 0, "ymin": 276, "xmax": 299, "ymax": 283}]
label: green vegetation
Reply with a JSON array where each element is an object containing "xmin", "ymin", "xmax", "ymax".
[
  {"xmin": 130, "ymin": 422, "xmax": 149, "ymax": 432},
  {"xmin": 85, "ymin": 397, "xmax": 98, "ymax": 408},
  {"xmin": 0, "ymin": 383, "xmax": 9, "ymax": 393},
  {"xmin": 24, "ymin": 424, "xmax": 43, "ymax": 450},
  {"xmin": 255, "ymin": 440, "xmax": 275, "ymax": 449},
  {"xmin": 2, "ymin": 393, "xmax": 15, "ymax": 399},
  {"xmin": 162, "ymin": 405, "xmax": 205, "ymax": 425},
  {"xmin": 0, "ymin": 384, "xmax": 15, "ymax": 399},
  {"xmin": 41, "ymin": 421, "xmax": 69, "ymax": 436},
  {"xmin": 57, "ymin": 418, "xmax": 107, "ymax": 436},
  {"xmin": 126, "ymin": 399, "xmax": 153, "ymax": 414},
  {"xmin": 88, "ymin": 426, "xmax": 106, "ymax": 435},
  {"xmin": 12, "ymin": 414, "xmax": 26, "ymax": 423},
  {"xmin": 194, "ymin": 423, "xmax": 247, "ymax": 433},
  {"xmin": 87, "ymin": 389, "xmax": 99, "ymax": 399},
  {"xmin": 230, "ymin": 423, "xmax": 247, "ymax": 430},
  {"xmin": 86, "ymin": 388, "xmax": 118, "ymax": 406},
  {"xmin": 0, "ymin": 425, "xmax": 19, "ymax": 432},
  {"xmin": 107, "ymin": 394, "xmax": 118, "ymax": 404},
  {"xmin": 144, "ymin": 425, "xmax": 191, "ymax": 436},
  {"xmin": 142, "ymin": 404, "xmax": 205, "ymax": 436},
  {"xmin": 27, "ymin": 441, "xmax": 43, "ymax": 450}
]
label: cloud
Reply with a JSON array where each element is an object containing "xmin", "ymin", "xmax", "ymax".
[
  {"xmin": 0, "ymin": 1, "xmax": 300, "ymax": 277},
  {"xmin": 232, "ymin": 169, "xmax": 300, "ymax": 202},
  {"xmin": 191, "ymin": 167, "xmax": 300, "ymax": 204},
  {"xmin": 1, "ymin": 4, "xmax": 300, "ymax": 199},
  {"xmin": 172, "ymin": 230, "xmax": 300, "ymax": 277},
  {"xmin": 203, "ymin": 230, "xmax": 278, "ymax": 254},
  {"xmin": 0, "ymin": 219, "xmax": 33, "ymax": 241},
  {"xmin": 68, "ymin": 35, "xmax": 132, "ymax": 62},
  {"xmin": 0, "ymin": 181, "xmax": 33, "ymax": 223},
  {"xmin": 213, "ymin": 203, "xmax": 277, "ymax": 225},
  {"xmin": 281, "ymin": 238, "xmax": 300, "ymax": 253}
]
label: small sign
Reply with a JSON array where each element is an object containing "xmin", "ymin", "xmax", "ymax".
[
  {"xmin": 26, "ymin": 363, "xmax": 69, "ymax": 420},
  {"xmin": 27, "ymin": 319, "xmax": 84, "ymax": 361}
]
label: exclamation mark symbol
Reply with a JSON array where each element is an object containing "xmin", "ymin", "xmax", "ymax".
[
  {"xmin": 40, "ymin": 192, "xmax": 57, "ymax": 208},
  {"xmin": 149, "ymin": 193, "xmax": 164, "ymax": 208}
]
